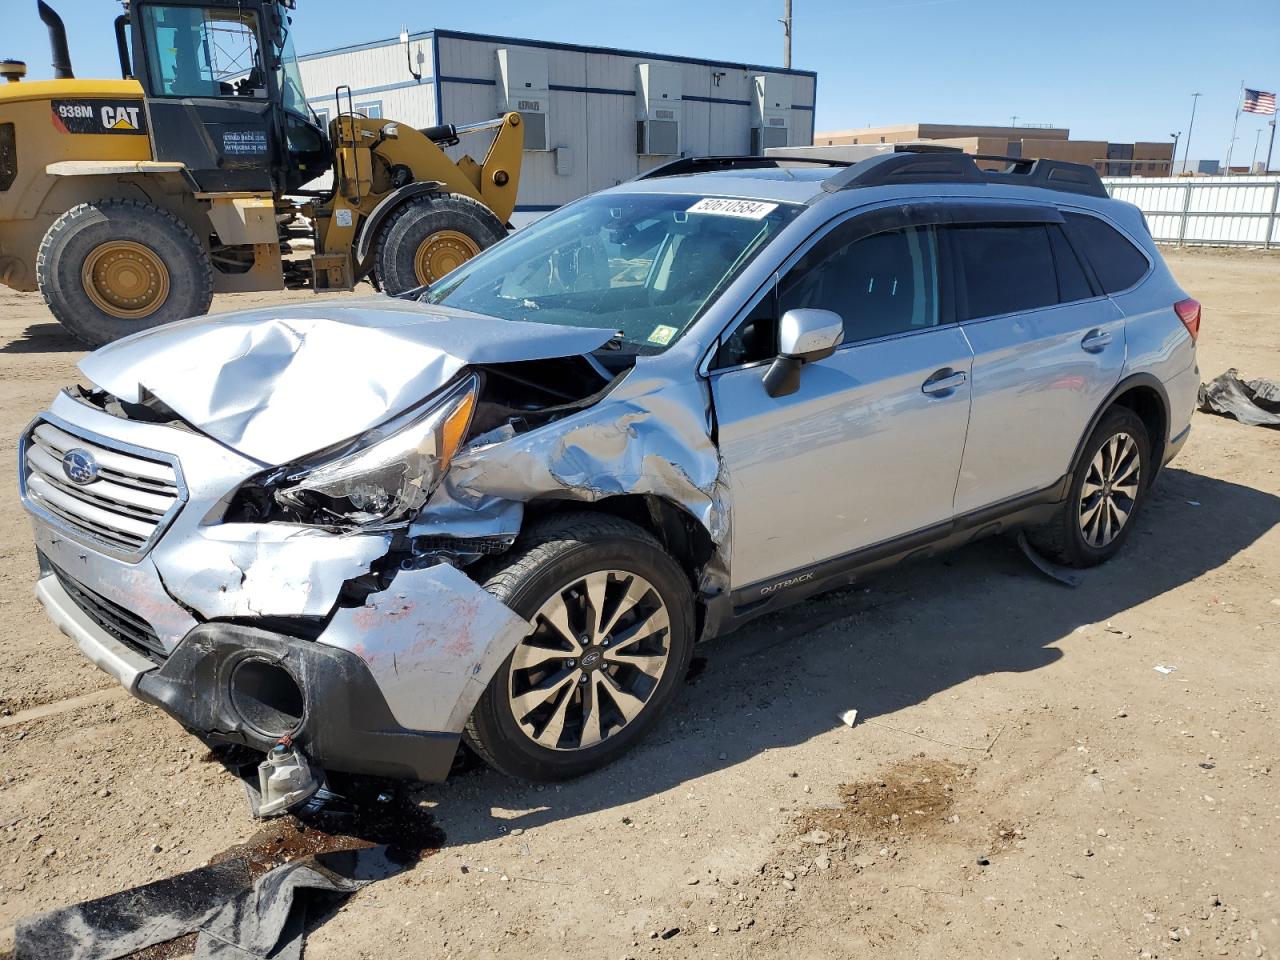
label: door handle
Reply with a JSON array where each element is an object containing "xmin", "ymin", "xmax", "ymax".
[
  {"xmin": 1081, "ymin": 329, "xmax": 1112, "ymax": 353},
  {"xmin": 921, "ymin": 369, "xmax": 967, "ymax": 395}
]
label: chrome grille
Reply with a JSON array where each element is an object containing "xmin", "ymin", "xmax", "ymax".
[{"xmin": 21, "ymin": 419, "xmax": 185, "ymax": 559}]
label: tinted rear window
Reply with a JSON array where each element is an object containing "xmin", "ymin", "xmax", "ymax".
[
  {"xmin": 1063, "ymin": 212, "xmax": 1150, "ymax": 293},
  {"xmin": 947, "ymin": 223, "xmax": 1059, "ymax": 321}
]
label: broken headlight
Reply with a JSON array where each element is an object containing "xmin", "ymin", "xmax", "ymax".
[{"xmin": 270, "ymin": 374, "xmax": 478, "ymax": 527}]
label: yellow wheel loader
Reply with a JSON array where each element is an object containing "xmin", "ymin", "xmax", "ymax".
[{"xmin": 0, "ymin": 0, "xmax": 523, "ymax": 345}]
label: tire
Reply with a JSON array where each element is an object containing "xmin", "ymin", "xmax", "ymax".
[
  {"xmin": 36, "ymin": 198, "xmax": 213, "ymax": 347},
  {"xmin": 464, "ymin": 511, "xmax": 695, "ymax": 782},
  {"xmin": 1027, "ymin": 406, "xmax": 1152, "ymax": 568},
  {"xmin": 373, "ymin": 193, "xmax": 507, "ymax": 295}
]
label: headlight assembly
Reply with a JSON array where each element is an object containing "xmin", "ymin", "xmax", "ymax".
[{"xmin": 270, "ymin": 373, "xmax": 478, "ymax": 528}]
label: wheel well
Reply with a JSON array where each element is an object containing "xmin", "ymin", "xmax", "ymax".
[
  {"xmin": 524, "ymin": 495, "xmax": 718, "ymax": 627},
  {"xmin": 1110, "ymin": 384, "xmax": 1167, "ymax": 478}
]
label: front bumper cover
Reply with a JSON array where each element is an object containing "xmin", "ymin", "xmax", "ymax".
[
  {"xmin": 34, "ymin": 543, "xmax": 532, "ymax": 783},
  {"xmin": 134, "ymin": 622, "xmax": 461, "ymax": 782}
]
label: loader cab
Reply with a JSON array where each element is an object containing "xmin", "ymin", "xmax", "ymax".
[{"xmin": 124, "ymin": 0, "xmax": 329, "ymax": 193}]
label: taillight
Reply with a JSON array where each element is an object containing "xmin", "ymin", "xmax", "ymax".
[{"xmin": 1175, "ymin": 298, "xmax": 1201, "ymax": 341}]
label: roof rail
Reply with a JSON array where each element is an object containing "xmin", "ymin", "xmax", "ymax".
[
  {"xmin": 821, "ymin": 144, "xmax": 1109, "ymax": 199},
  {"xmin": 633, "ymin": 154, "xmax": 853, "ymax": 181}
]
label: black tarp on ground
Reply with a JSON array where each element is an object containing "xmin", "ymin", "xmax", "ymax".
[
  {"xmin": 1198, "ymin": 369, "xmax": 1280, "ymax": 428},
  {"xmin": 15, "ymin": 847, "xmax": 404, "ymax": 960}
]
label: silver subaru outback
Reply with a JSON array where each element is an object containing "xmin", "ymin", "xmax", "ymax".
[{"xmin": 19, "ymin": 150, "xmax": 1200, "ymax": 796}]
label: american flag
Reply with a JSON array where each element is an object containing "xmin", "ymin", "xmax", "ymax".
[{"xmin": 1243, "ymin": 88, "xmax": 1277, "ymax": 115}]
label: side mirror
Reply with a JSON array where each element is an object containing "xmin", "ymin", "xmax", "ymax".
[{"xmin": 763, "ymin": 308, "xmax": 845, "ymax": 398}]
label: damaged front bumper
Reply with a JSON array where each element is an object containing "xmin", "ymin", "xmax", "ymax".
[
  {"xmin": 34, "ymin": 538, "xmax": 530, "ymax": 781},
  {"xmin": 25, "ymin": 390, "xmax": 533, "ymax": 783}
]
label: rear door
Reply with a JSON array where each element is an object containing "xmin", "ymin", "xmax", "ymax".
[
  {"xmin": 944, "ymin": 209, "xmax": 1125, "ymax": 514},
  {"xmin": 709, "ymin": 208, "xmax": 974, "ymax": 595}
]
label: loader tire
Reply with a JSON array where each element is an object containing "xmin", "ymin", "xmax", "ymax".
[
  {"xmin": 36, "ymin": 199, "xmax": 213, "ymax": 348},
  {"xmin": 374, "ymin": 193, "xmax": 507, "ymax": 295}
]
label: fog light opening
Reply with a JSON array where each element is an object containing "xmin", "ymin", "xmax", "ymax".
[{"xmin": 229, "ymin": 657, "xmax": 304, "ymax": 739}]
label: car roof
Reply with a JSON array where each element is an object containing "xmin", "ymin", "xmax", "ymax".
[
  {"xmin": 601, "ymin": 158, "xmax": 1152, "ymax": 232},
  {"xmin": 603, "ymin": 153, "xmax": 1137, "ymax": 223},
  {"xmin": 611, "ymin": 169, "xmax": 834, "ymax": 205}
]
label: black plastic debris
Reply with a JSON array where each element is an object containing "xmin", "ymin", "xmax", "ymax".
[
  {"xmin": 14, "ymin": 846, "xmax": 405, "ymax": 960},
  {"xmin": 1198, "ymin": 369, "xmax": 1280, "ymax": 428},
  {"xmin": 1015, "ymin": 532, "xmax": 1083, "ymax": 588}
]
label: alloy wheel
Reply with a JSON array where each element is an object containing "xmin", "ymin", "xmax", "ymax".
[
  {"xmin": 508, "ymin": 570, "xmax": 671, "ymax": 752},
  {"xmin": 1079, "ymin": 432, "xmax": 1141, "ymax": 548}
]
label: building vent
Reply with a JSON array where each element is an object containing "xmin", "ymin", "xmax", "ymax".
[
  {"xmin": 638, "ymin": 119, "xmax": 680, "ymax": 157},
  {"xmin": 751, "ymin": 125, "xmax": 790, "ymax": 153},
  {"xmin": 751, "ymin": 74, "xmax": 792, "ymax": 154},
  {"xmin": 497, "ymin": 48, "xmax": 551, "ymax": 151},
  {"xmin": 635, "ymin": 63, "xmax": 681, "ymax": 156}
]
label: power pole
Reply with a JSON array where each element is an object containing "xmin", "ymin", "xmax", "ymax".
[
  {"xmin": 1183, "ymin": 92, "xmax": 1201, "ymax": 174},
  {"xmin": 781, "ymin": 0, "xmax": 793, "ymax": 68},
  {"xmin": 1170, "ymin": 132, "xmax": 1181, "ymax": 175},
  {"xmin": 1252, "ymin": 128, "xmax": 1263, "ymax": 172}
]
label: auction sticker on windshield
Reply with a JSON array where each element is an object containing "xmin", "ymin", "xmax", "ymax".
[
  {"xmin": 686, "ymin": 198, "xmax": 779, "ymax": 219},
  {"xmin": 647, "ymin": 324, "xmax": 678, "ymax": 345}
]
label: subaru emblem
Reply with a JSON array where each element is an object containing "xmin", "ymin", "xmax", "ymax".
[{"xmin": 62, "ymin": 448, "xmax": 99, "ymax": 485}]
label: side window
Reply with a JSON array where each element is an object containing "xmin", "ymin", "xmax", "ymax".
[
  {"xmin": 1062, "ymin": 213, "xmax": 1150, "ymax": 294},
  {"xmin": 715, "ymin": 294, "xmax": 777, "ymax": 368},
  {"xmin": 1048, "ymin": 224, "xmax": 1094, "ymax": 303},
  {"xmin": 779, "ymin": 224, "xmax": 939, "ymax": 344},
  {"xmin": 141, "ymin": 6, "xmax": 265, "ymax": 99},
  {"xmin": 946, "ymin": 223, "xmax": 1058, "ymax": 321}
]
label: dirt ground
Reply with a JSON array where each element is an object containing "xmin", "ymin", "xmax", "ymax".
[{"xmin": 0, "ymin": 248, "xmax": 1278, "ymax": 960}]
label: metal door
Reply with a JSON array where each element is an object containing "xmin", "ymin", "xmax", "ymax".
[{"xmin": 708, "ymin": 216, "xmax": 974, "ymax": 592}]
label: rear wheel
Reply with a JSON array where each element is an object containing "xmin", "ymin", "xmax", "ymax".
[
  {"xmin": 464, "ymin": 512, "xmax": 695, "ymax": 782},
  {"xmin": 374, "ymin": 193, "xmax": 506, "ymax": 295},
  {"xmin": 1028, "ymin": 406, "xmax": 1151, "ymax": 567},
  {"xmin": 36, "ymin": 199, "xmax": 212, "ymax": 347}
]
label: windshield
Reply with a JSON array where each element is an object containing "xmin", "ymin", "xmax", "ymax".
[{"xmin": 422, "ymin": 193, "xmax": 802, "ymax": 351}]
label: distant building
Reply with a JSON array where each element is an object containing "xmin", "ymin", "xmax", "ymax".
[
  {"xmin": 299, "ymin": 30, "xmax": 817, "ymax": 220},
  {"xmin": 813, "ymin": 123, "xmax": 1173, "ymax": 177},
  {"xmin": 1196, "ymin": 159, "xmax": 1222, "ymax": 175}
]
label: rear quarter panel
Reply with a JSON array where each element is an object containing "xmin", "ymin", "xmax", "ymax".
[{"xmin": 1104, "ymin": 207, "xmax": 1198, "ymax": 450}]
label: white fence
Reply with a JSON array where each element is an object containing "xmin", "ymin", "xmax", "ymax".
[{"xmin": 1102, "ymin": 176, "xmax": 1280, "ymax": 248}]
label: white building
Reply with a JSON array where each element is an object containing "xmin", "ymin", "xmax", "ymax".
[{"xmin": 298, "ymin": 29, "xmax": 817, "ymax": 219}]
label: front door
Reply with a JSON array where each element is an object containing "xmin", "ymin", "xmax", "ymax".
[{"xmin": 709, "ymin": 217, "xmax": 974, "ymax": 596}]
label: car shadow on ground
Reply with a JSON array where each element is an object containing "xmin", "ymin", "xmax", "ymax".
[
  {"xmin": 404, "ymin": 465, "xmax": 1278, "ymax": 851},
  {"xmin": 0, "ymin": 323, "xmax": 84, "ymax": 354}
]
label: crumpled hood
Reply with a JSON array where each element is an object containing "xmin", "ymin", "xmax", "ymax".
[{"xmin": 79, "ymin": 299, "xmax": 616, "ymax": 465}]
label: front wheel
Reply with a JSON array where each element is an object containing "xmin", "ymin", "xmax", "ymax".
[
  {"xmin": 374, "ymin": 193, "xmax": 507, "ymax": 295},
  {"xmin": 1028, "ymin": 406, "xmax": 1151, "ymax": 567},
  {"xmin": 464, "ymin": 512, "xmax": 695, "ymax": 782}
]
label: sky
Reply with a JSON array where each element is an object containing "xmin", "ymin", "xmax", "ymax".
[{"xmin": 8, "ymin": 0, "xmax": 1277, "ymax": 170}]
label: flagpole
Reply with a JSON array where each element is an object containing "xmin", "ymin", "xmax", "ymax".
[
  {"xmin": 1182, "ymin": 92, "xmax": 1201, "ymax": 174},
  {"xmin": 1267, "ymin": 118, "xmax": 1277, "ymax": 174},
  {"xmin": 1226, "ymin": 82, "xmax": 1242, "ymax": 174}
]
